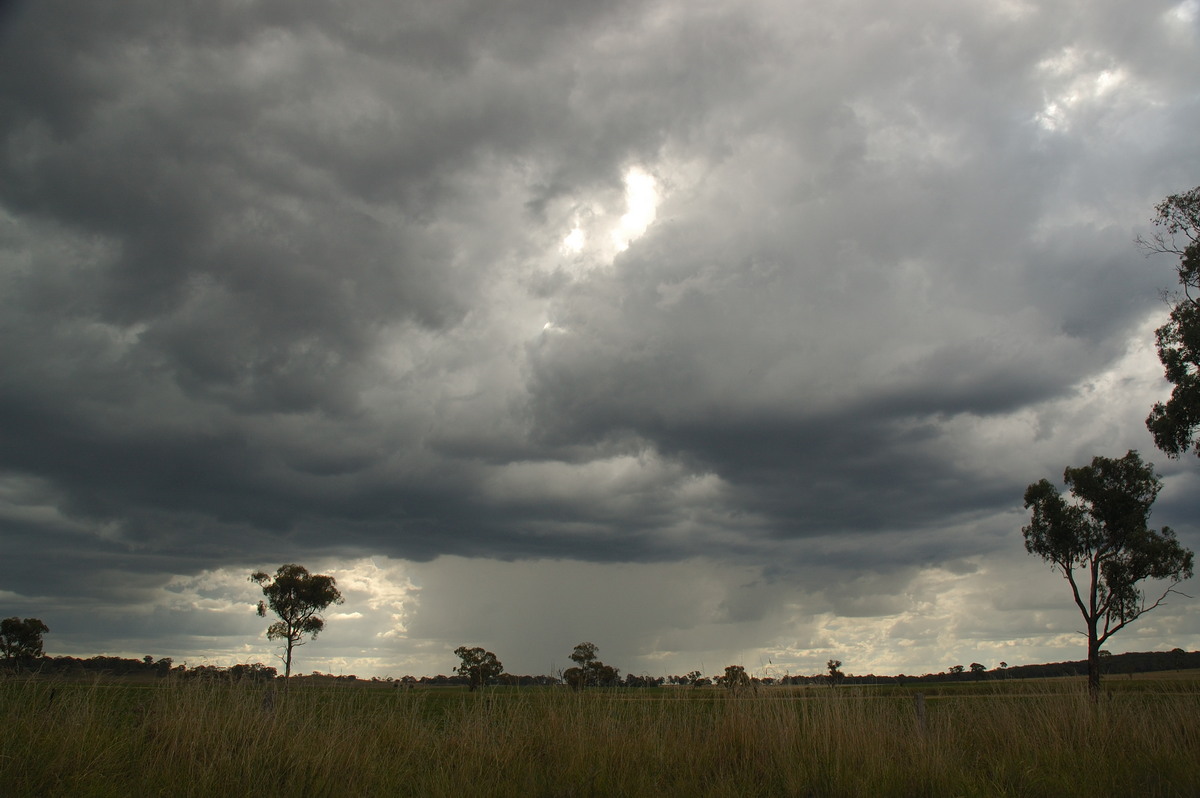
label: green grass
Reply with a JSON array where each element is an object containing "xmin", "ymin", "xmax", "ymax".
[{"xmin": 2, "ymin": 676, "xmax": 1198, "ymax": 797}]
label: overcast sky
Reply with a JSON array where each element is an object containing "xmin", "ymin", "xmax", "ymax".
[{"xmin": 2, "ymin": 0, "xmax": 1199, "ymax": 680}]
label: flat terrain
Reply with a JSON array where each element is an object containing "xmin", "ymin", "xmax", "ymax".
[{"xmin": 3, "ymin": 674, "xmax": 1199, "ymax": 796}]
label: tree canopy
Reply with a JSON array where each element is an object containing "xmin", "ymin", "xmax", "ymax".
[
  {"xmin": 826, "ymin": 659, "xmax": 844, "ymax": 686},
  {"xmin": 1142, "ymin": 186, "xmax": 1200, "ymax": 457},
  {"xmin": 564, "ymin": 642, "xmax": 619, "ymax": 689},
  {"xmin": 453, "ymin": 646, "xmax": 503, "ymax": 691},
  {"xmin": 718, "ymin": 664, "xmax": 751, "ymax": 692},
  {"xmin": 251, "ymin": 564, "xmax": 343, "ymax": 679},
  {"xmin": 0, "ymin": 617, "xmax": 49, "ymax": 661},
  {"xmin": 1023, "ymin": 450, "xmax": 1193, "ymax": 699}
]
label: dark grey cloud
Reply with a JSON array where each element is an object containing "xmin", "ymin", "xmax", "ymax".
[{"xmin": 1, "ymin": 0, "xmax": 1198, "ymax": 676}]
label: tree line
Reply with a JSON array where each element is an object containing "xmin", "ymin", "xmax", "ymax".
[{"xmin": 6, "ymin": 641, "xmax": 1199, "ymax": 688}]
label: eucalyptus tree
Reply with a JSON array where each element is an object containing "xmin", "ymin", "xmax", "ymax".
[
  {"xmin": 251, "ymin": 564, "xmax": 343, "ymax": 679},
  {"xmin": 0, "ymin": 617, "xmax": 48, "ymax": 662},
  {"xmin": 719, "ymin": 664, "xmax": 751, "ymax": 692},
  {"xmin": 1022, "ymin": 450, "xmax": 1193, "ymax": 700},
  {"xmin": 453, "ymin": 646, "xmax": 503, "ymax": 691},
  {"xmin": 565, "ymin": 642, "xmax": 620, "ymax": 689},
  {"xmin": 1142, "ymin": 186, "xmax": 1200, "ymax": 457},
  {"xmin": 826, "ymin": 659, "xmax": 844, "ymax": 687}
]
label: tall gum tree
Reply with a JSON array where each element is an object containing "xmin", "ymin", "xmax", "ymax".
[
  {"xmin": 1022, "ymin": 450, "xmax": 1193, "ymax": 700},
  {"xmin": 251, "ymin": 564, "xmax": 343, "ymax": 680},
  {"xmin": 1141, "ymin": 186, "xmax": 1200, "ymax": 457}
]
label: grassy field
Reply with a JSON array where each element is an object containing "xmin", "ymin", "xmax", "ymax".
[{"xmin": 2, "ymin": 675, "xmax": 1198, "ymax": 797}]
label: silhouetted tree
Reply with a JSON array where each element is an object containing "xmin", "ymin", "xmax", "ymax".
[
  {"xmin": 569, "ymin": 642, "xmax": 598, "ymax": 686},
  {"xmin": 0, "ymin": 617, "xmax": 48, "ymax": 662},
  {"xmin": 563, "ymin": 666, "xmax": 585, "ymax": 690},
  {"xmin": 1141, "ymin": 187, "xmax": 1200, "ymax": 457},
  {"xmin": 594, "ymin": 663, "xmax": 621, "ymax": 686},
  {"xmin": 453, "ymin": 646, "xmax": 503, "ymax": 691},
  {"xmin": 229, "ymin": 662, "xmax": 278, "ymax": 681},
  {"xmin": 1023, "ymin": 450, "xmax": 1194, "ymax": 700},
  {"xmin": 719, "ymin": 664, "xmax": 751, "ymax": 692},
  {"xmin": 251, "ymin": 564, "xmax": 343, "ymax": 679},
  {"xmin": 570, "ymin": 642, "xmax": 599, "ymax": 669},
  {"xmin": 826, "ymin": 659, "xmax": 844, "ymax": 686},
  {"xmin": 566, "ymin": 642, "xmax": 618, "ymax": 689}
]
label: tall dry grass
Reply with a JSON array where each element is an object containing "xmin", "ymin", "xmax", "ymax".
[{"xmin": 2, "ymin": 677, "xmax": 1197, "ymax": 796}]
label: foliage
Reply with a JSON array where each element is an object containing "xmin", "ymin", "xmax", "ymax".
[
  {"xmin": 0, "ymin": 617, "xmax": 48, "ymax": 661},
  {"xmin": 251, "ymin": 564, "xmax": 343, "ymax": 679},
  {"xmin": 453, "ymin": 646, "xmax": 503, "ymax": 691},
  {"xmin": 1142, "ymin": 186, "xmax": 1200, "ymax": 457},
  {"xmin": 718, "ymin": 664, "xmax": 751, "ymax": 692},
  {"xmin": 1023, "ymin": 450, "xmax": 1194, "ymax": 699},
  {"xmin": 827, "ymin": 659, "xmax": 844, "ymax": 686},
  {"xmin": 10, "ymin": 648, "xmax": 1200, "ymax": 688},
  {"xmin": 569, "ymin": 642, "xmax": 599, "ymax": 669},
  {"xmin": 563, "ymin": 663, "xmax": 620, "ymax": 690},
  {"xmin": 564, "ymin": 642, "xmax": 620, "ymax": 689},
  {"xmin": 621, "ymin": 673, "xmax": 663, "ymax": 688}
]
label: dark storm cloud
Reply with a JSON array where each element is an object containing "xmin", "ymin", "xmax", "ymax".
[
  {"xmin": 1, "ymin": 0, "xmax": 1198, "ymax": 674},
  {"xmin": 0, "ymin": 0, "xmax": 780, "ymax": 565}
]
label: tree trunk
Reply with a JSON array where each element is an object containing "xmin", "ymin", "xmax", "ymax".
[
  {"xmin": 285, "ymin": 637, "xmax": 294, "ymax": 680},
  {"xmin": 1087, "ymin": 635, "xmax": 1101, "ymax": 703}
]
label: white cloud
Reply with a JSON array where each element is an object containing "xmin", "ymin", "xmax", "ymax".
[
  {"xmin": 1170, "ymin": 0, "xmax": 1199, "ymax": 24},
  {"xmin": 1033, "ymin": 48, "xmax": 1135, "ymax": 132},
  {"xmin": 612, "ymin": 166, "xmax": 659, "ymax": 252}
]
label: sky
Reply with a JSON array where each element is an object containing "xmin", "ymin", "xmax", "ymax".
[{"xmin": 1, "ymin": 0, "xmax": 1199, "ymax": 681}]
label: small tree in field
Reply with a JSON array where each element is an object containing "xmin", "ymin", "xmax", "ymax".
[
  {"xmin": 564, "ymin": 642, "xmax": 620, "ymax": 689},
  {"xmin": 719, "ymin": 664, "xmax": 751, "ymax": 692},
  {"xmin": 251, "ymin": 564, "xmax": 343, "ymax": 679},
  {"xmin": 566, "ymin": 642, "xmax": 599, "ymax": 690},
  {"xmin": 1023, "ymin": 450, "xmax": 1193, "ymax": 700},
  {"xmin": 453, "ymin": 646, "xmax": 503, "ymax": 691},
  {"xmin": 826, "ymin": 659, "xmax": 844, "ymax": 687},
  {"xmin": 0, "ymin": 617, "xmax": 48, "ymax": 662}
]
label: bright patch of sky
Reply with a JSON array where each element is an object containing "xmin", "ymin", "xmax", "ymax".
[
  {"xmin": 1034, "ymin": 48, "xmax": 1130, "ymax": 132},
  {"xmin": 1171, "ymin": 0, "xmax": 1199, "ymax": 24},
  {"xmin": 561, "ymin": 223, "xmax": 585, "ymax": 254},
  {"xmin": 612, "ymin": 167, "xmax": 659, "ymax": 253},
  {"xmin": 558, "ymin": 166, "xmax": 661, "ymax": 266}
]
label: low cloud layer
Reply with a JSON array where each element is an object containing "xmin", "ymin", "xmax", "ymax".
[{"xmin": 2, "ymin": 0, "xmax": 1199, "ymax": 678}]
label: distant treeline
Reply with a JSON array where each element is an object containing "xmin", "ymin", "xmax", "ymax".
[
  {"xmin": 0, "ymin": 655, "xmax": 277, "ymax": 681},
  {"xmin": 780, "ymin": 649, "xmax": 1200, "ymax": 686},
  {"xmin": 3, "ymin": 649, "xmax": 1198, "ymax": 685}
]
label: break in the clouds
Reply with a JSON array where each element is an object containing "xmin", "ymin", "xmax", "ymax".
[{"xmin": 1, "ymin": 0, "xmax": 1199, "ymax": 678}]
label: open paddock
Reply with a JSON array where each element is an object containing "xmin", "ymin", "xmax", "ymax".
[{"xmin": 2, "ymin": 675, "xmax": 1198, "ymax": 796}]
